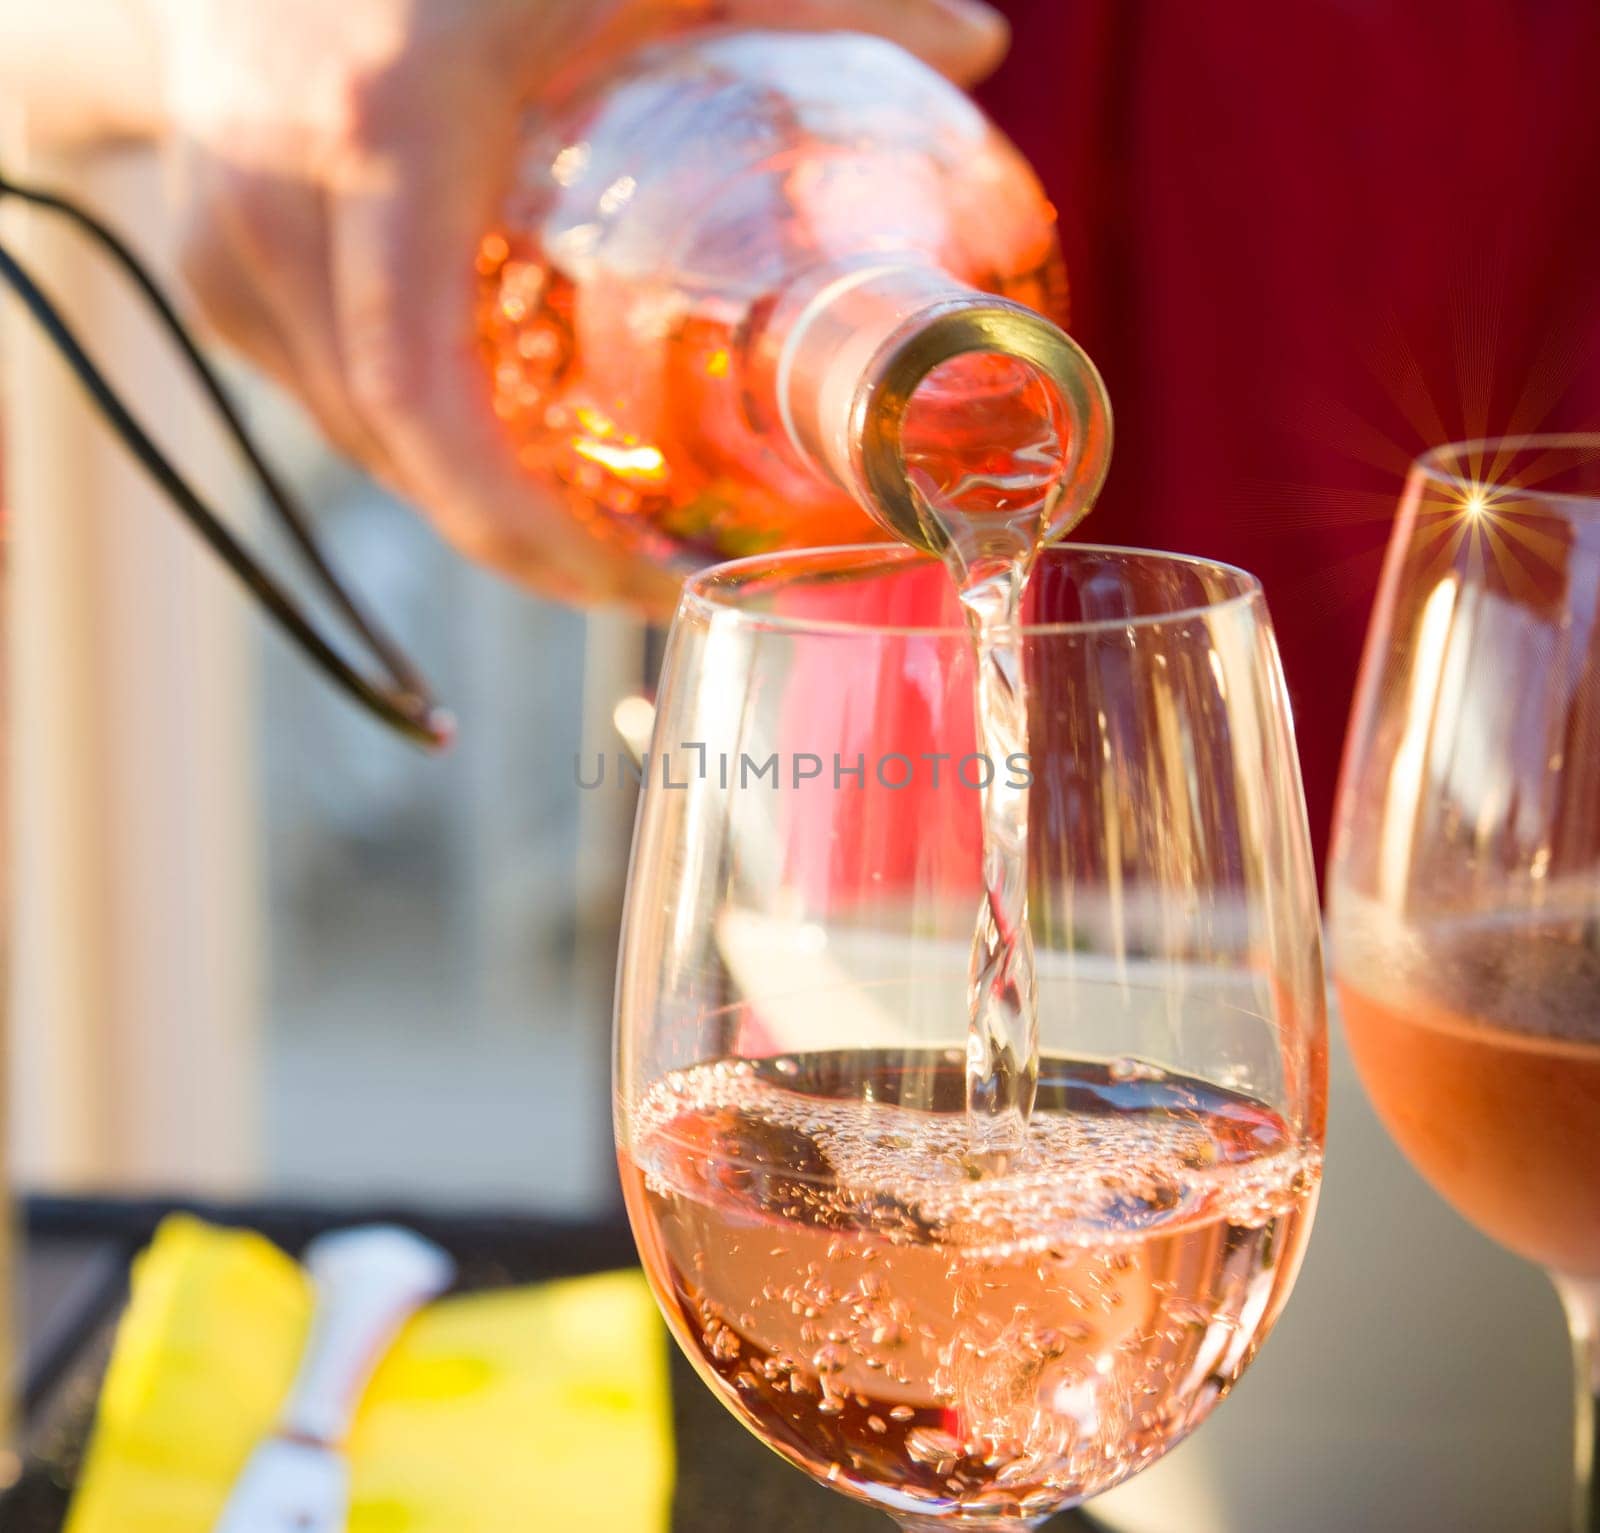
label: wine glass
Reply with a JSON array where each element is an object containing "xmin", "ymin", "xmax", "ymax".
[
  {"xmin": 1328, "ymin": 436, "xmax": 1600, "ymax": 1533},
  {"xmin": 615, "ymin": 543, "xmax": 1327, "ymax": 1530}
]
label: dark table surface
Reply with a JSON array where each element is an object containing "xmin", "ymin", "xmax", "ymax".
[{"xmin": 1, "ymin": 1196, "xmax": 1095, "ymax": 1533}]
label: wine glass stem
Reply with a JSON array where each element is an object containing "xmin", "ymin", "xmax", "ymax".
[{"xmin": 1555, "ymin": 1275, "xmax": 1600, "ymax": 1533}]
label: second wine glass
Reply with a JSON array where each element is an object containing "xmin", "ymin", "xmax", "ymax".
[
  {"xmin": 616, "ymin": 543, "xmax": 1327, "ymax": 1529},
  {"xmin": 1329, "ymin": 436, "xmax": 1600, "ymax": 1533}
]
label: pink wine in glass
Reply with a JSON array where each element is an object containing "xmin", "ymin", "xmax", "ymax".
[
  {"xmin": 620, "ymin": 1049, "xmax": 1321, "ymax": 1524},
  {"xmin": 475, "ymin": 30, "xmax": 1070, "ymax": 567},
  {"xmin": 1337, "ymin": 902, "xmax": 1600, "ymax": 1279}
]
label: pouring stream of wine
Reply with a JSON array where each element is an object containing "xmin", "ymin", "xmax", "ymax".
[
  {"xmin": 903, "ymin": 363, "xmax": 1069, "ymax": 1174},
  {"xmin": 953, "ymin": 546, "xmax": 1042, "ymax": 1172}
]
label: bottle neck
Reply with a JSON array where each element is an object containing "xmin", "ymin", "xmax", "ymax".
[{"xmin": 762, "ymin": 260, "xmax": 1112, "ymax": 552}]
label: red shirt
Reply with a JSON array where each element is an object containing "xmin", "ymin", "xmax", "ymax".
[{"xmin": 978, "ymin": 0, "xmax": 1600, "ymax": 860}]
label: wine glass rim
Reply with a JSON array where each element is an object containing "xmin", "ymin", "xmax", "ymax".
[
  {"xmin": 679, "ymin": 542, "xmax": 1265, "ymax": 638},
  {"xmin": 1415, "ymin": 433, "xmax": 1600, "ymax": 504}
]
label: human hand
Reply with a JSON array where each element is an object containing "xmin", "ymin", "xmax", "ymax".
[{"xmin": 150, "ymin": 0, "xmax": 1009, "ymax": 610}]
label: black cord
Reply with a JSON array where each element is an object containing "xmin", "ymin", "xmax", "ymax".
[{"xmin": 0, "ymin": 168, "xmax": 452, "ymax": 750}]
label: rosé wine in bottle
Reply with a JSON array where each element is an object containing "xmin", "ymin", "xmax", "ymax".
[
  {"xmin": 475, "ymin": 30, "xmax": 1102, "ymax": 569},
  {"xmin": 620, "ymin": 1049, "xmax": 1321, "ymax": 1523}
]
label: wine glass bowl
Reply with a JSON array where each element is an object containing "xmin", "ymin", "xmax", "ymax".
[
  {"xmin": 616, "ymin": 544, "xmax": 1327, "ymax": 1528},
  {"xmin": 1328, "ymin": 436, "xmax": 1600, "ymax": 1529}
]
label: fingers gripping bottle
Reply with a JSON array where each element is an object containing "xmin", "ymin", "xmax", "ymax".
[{"xmin": 477, "ymin": 29, "xmax": 1108, "ymax": 567}]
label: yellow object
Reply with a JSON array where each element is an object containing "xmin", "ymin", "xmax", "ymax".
[{"xmin": 65, "ymin": 1215, "xmax": 674, "ymax": 1533}]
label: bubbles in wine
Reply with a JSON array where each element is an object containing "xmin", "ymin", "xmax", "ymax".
[{"xmin": 622, "ymin": 1051, "xmax": 1320, "ymax": 1521}]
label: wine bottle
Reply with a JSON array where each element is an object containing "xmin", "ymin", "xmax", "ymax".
[{"xmin": 476, "ymin": 29, "xmax": 1106, "ymax": 566}]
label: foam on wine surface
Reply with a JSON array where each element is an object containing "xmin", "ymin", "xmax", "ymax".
[
  {"xmin": 622, "ymin": 1050, "xmax": 1321, "ymax": 1521},
  {"xmin": 1336, "ymin": 889, "xmax": 1600, "ymax": 1275},
  {"xmin": 900, "ymin": 352, "xmax": 1070, "ymax": 1169},
  {"xmin": 1337, "ymin": 891, "xmax": 1600, "ymax": 1046}
]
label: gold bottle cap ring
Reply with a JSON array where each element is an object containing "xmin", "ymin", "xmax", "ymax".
[{"xmin": 854, "ymin": 302, "xmax": 1114, "ymax": 554}]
